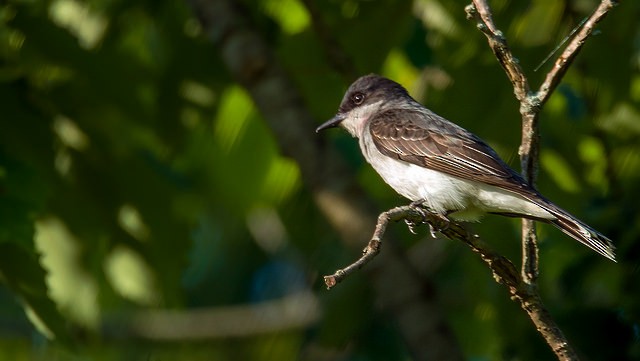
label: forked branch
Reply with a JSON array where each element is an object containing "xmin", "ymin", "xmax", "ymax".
[
  {"xmin": 467, "ymin": 1, "xmax": 617, "ymax": 359},
  {"xmin": 326, "ymin": 2, "xmax": 618, "ymax": 360},
  {"xmin": 323, "ymin": 205, "xmax": 576, "ymax": 360}
]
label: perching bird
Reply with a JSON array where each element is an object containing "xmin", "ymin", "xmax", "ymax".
[{"xmin": 316, "ymin": 74, "xmax": 615, "ymax": 261}]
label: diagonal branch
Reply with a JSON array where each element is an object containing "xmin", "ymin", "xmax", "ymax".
[
  {"xmin": 465, "ymin": 1, "xmax": 619, "ymax": 360},
  {"xmin": 536, "ymin": 0, "xmax": 618, "ymax": 105},
  {"xmin": 324, "ymin": 206, "xmax": 575, "ymax": 360},
  {"xmin": 186, "ymin": 0, "xmax": 617, "ymax": 360},
  {"xmin": 464, "ymin": 2, "xmax": 530, "ymax": 102},
  {"xmin": 324, "ymin": 206, "xmax": 520, "ymax": 291}
]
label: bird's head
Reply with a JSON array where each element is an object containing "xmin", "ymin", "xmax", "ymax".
[{"xmin": 316, "ymin": 74, "xmax": 410, "ymax": 137}]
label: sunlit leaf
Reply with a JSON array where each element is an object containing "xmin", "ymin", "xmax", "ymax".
[
  {"xmin": 540, "ymin": 149, "xmax": 581, "ymax": 193},
  {"xmin": 262, "ymin": 0, "xmax": 310, "ymax": 35}
]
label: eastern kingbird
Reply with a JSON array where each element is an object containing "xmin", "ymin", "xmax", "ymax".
[{"xmin": 317, "ymin": 74, "xmax": 615, "ymax": 261}]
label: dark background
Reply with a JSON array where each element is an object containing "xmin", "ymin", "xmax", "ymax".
[{"xmin": 0, "ymin": 0, "xmax": 639, "ymax": 359}]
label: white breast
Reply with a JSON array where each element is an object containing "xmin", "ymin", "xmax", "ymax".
[{"xmin": 358, "ymin": 130, "xmax": 554, "ymax": 221}]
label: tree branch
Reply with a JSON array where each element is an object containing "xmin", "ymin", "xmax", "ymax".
[
  {"xmin": 324, "ymin": 206, "xmax": 520, "ymax": 291},
  {"xmin": 465, "ymin": 1, "xmax": 541, "ymax": 287},
  {"xmin": 324, "ymin": 205, "xmax": 574, "ymax": 360},
  {"xmin": 537, "ymin": 0, "xmax": 619, "ymax": 105},
  {"xmin": 464, "ymin": 2, "xmax": 530, "ymax": 102},
  {"xmin": 463, "ymin": 1, "xmax": 619, "ymax": 360},
  {"xmin": 186, "ymin": 0, "xmax": 617, "ymax": 359}
]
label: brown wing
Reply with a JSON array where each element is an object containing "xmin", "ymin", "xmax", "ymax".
[
  {"xmin": 369, "ymin": 109, "xmax": 617, "ymax": 260},
  {"xmin": 369, "ymin": 109, "xmax": 534, "ymax": 195}
]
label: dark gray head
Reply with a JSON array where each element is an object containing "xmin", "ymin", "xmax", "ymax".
[{"xmin": 316, "ymin": 74, "xmax": 411, "ymax": 134}]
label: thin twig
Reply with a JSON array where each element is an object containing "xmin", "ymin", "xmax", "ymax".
[
  {"xmin": 324, "ymin": 206, "xmax": 520, "ymax": 292},
  {"xmin": 323, "ymin": 206, "xmax": 574, "ymax": 360},
  {"xmin": 324, "ymin": 206, "xmax": 430, "ymax": 289},
  {"xmin": 467, "ymin": 0, "xmax": 541, "ymax": 289},
  {"xmin": 324, "ymin": 207, "xmax": 579, "ymax": 359},
  {"xmin": 464, "ymin": 1, "xmax": 618, "ymax": 360},
  {"xmin": 464, "ymin": 2, "xmax": 530, "ymax": 102},
  {"xmin": 537, "ymin": 0, "xmax": 619, "ymax": 105},
  {"xmin": 533, "ymin": 17, "xmax": 588, "ymax": 73},
  {"xmin": 465, "ymin": 4, "xmax": 541, "ymax": 286}
]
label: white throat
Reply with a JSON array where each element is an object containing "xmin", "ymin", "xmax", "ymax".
[{"xmin": 340, "ymin": 100, "xmax": 384, "ymax": 138}]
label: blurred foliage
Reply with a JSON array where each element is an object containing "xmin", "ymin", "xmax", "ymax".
[{"xmin": 0, "ymin": 0, "xmax": 639, "ymax": 360}]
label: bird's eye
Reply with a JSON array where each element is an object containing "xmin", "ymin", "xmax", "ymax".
[{"xmin": 352, "ymin": 92, "xmax": 365, "ymax": 105}]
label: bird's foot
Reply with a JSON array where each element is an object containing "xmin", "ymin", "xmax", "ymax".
[
  {"xmin": 406, "ymin": 201, "xmax": 450, "ymax": 237},
  {"xmin": 428, "ymin": 212, "xmax": 450, "ymax": 238},
  {"xmin": 404, "ymin": 218, "xmax": 421, "ymax": 235},
  {"xmin": 405, "ymin": 200, "xmax": 428, "ymax": 234}
]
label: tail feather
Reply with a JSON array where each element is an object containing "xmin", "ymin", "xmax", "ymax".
[{"xmin": 541, "ymin": 203, "xmax": 616, "ymax": 262}]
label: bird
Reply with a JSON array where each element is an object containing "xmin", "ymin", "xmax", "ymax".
[{"xmin": 316, "ymin": 74, "xmax": 615, "ymax": 261}]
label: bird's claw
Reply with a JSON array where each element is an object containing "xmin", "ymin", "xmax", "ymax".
[
  {"xmin": 404, "ymin": 218, "xmax": 421, "ymax": 234},
  {"xmin": 405, "ymin": 201, "xmax": 429, "ymax": 235},
  {"xmin": 428, "ymin": 223, "xmax": 438, "ymax": 238},
  {"xmin": 406, "ymin": 201, "xmax": 450, "ymax": 238}
]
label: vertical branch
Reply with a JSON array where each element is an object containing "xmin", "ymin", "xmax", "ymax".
[
  {"xmin": 466, "ymin": 0, "xmax": 541, "ymax": 289},
  {"xmin": 467, "ymin": 0, "xmax": 619, "ymax": 359},
  {"xmin": 518, "ymin": 108, "xmax": 541, "ymax": 287},
  {"xmin": 519, "ymin": 0, "xmax": 618, "ymax": 285}
]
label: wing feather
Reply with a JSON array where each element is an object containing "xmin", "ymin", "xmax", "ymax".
[
  {"xmin": 367, "ymin": 108, "xmax": 617, "ymax": 260},
  {"xmin": 368, "ymin": 109, "xmax": 534, "ymax": 196},
  {"xmin": 366, "ymin": 107, "xmax": 616, "ymax": 260}
]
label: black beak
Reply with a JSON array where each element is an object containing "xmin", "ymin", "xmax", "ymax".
[{"xmin": 315, "ymin": 114, "xmax": 345, "ymax": 133}]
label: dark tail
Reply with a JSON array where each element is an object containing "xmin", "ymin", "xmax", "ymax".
[{"xmin": 540, "ymin": 202, "xmax": 616, "ymax": 262}]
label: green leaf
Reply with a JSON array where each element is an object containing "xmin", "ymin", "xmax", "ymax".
[
  {"xmin": 0, "ymin": 242, "xmax": 70, "ymax": 343},
  {"xmin": 0, "ymin": 153, "xmax": 70, "ymax": 343}
]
